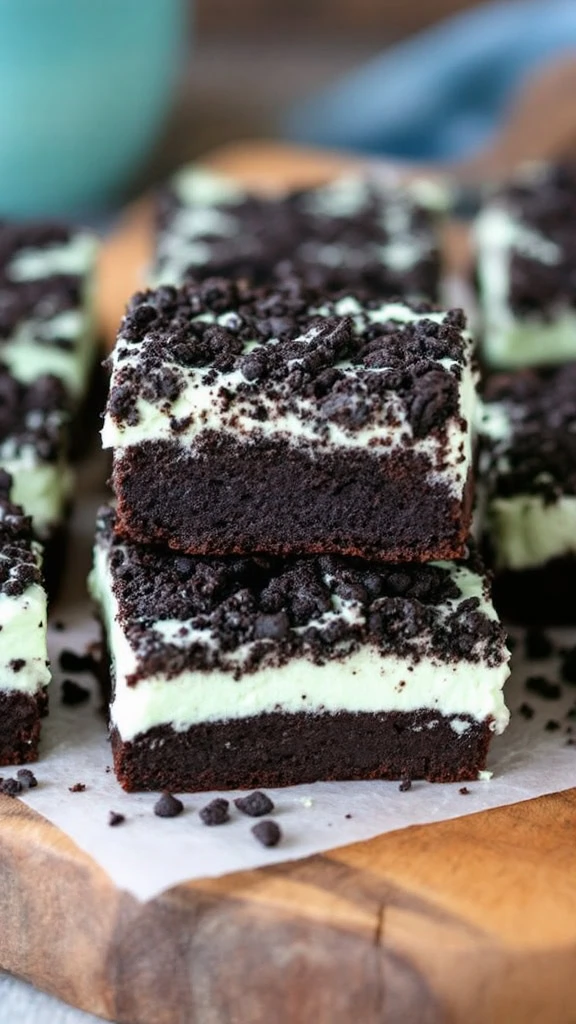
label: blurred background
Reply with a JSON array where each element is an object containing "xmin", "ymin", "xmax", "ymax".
[
  {"xmin": 2, "ymin": 0, "xmax": 576, "ymax": 216},
  {"xmin": 178, "ymin": 0, "xmax": 482, "ymax": 159}
]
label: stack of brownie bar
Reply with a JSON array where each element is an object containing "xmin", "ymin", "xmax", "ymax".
[
  {"xmin": 92, "ymin": 170, "xmax": 510, "ymax": 792},
  {"xmin": 0, "ymin": 220, "xmax": 98, "ymax": 764},
  {"xmin": 474, "ymin": 163, "xmax": 576, "ymax": 621},
  {"xmin": 0, "ymin": 221, "xmax": 99, "ymax": 573}
]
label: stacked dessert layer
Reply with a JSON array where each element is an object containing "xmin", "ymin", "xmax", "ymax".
[
  {"xmin": 90, "ymin": 507, "xmax": 509, "ymax": 791},
  {"xmin": 0, "ymin": 221, "xmax": 98, "ymax": 556},
  {"xmin": 0, "ymin": 471, "xmax": 49, "ymax": 764},
  {"xmin": 475, "ymin": 161, "xmax": 576, "ymax": 622},
  {"xmin": 96, "ymin": 168, "xmax": 511, "ymax": 791},
  {"xmin": 103, "ymin": 280, "xmax": 477, "ymax": 562},
  {"xmin": 153, "ymin": 166, "xmax": 446, "ymax": 301}
]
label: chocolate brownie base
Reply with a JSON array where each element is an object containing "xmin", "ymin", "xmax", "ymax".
[
  {"xmin": 492, "ymin": 556, "xmax": 576, "ymax": 625},
  {"xmin": 113, "ymin": 439, "xmax": 475, "ymax": 562},
  {"xmin": 111, "ymin": 709, "xmax": 492, "ymax": 792},
  {"xmin": 0, "ymin": 687, "xmax": 48, "ymax": 766}
]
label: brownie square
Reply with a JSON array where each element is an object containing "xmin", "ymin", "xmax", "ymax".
[
  {"xmin": 90, "ymin": 507, "xmax": 510, "ymax": 792},
  {"xmin": 0, "ymin": 220, "xmax": 98, "ymax": 409},
  {"xmin": 475, "ymin": 162, "xmax": 576, "ymax": 369},
  {"xmin": 153, "ymin": 166, "xmax": 445, "ymax": 301},
  {"xmin": 103, "ymin": 279, "xmax": 477, "ymax": 562}
]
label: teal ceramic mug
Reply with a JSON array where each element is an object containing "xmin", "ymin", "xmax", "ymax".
[{"xmin": 0, "ymin": 0, "xmax": 185, "ymax": 217}]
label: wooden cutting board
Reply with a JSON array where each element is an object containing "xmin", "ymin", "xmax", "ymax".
[{"xmin": 2, "ymin": 141, "xmax": 576, "ymax": 1024}]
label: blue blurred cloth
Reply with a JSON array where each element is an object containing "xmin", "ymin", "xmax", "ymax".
[{"xmin": 284, "ymin": 0, "xmax": 576, "ymax": 162}]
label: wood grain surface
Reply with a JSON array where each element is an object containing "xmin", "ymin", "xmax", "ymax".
[{"xmin": 5, "ymin": 140, "xmax": 576, "ymax": 1024}]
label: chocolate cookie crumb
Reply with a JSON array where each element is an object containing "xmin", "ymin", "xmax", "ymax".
[
  {"xmin": 199, "ymin": 797, "xmax": 229, "ymax": 826},
  {"xmin": 399, "ymin": 778, "xmax": 412, "ymax": 792},
  {"xmin": 61, "ymin": 678, "xmax": 90, "ymax": 706},
  {"xmin": 561, "ymin": 647, "xmax": 576, "ymax": 684},
  {"xmin": 69, "ymin": 783, "xmax": 86, "ymax": 793},
  {"xmin": 53, "ymin": 621, "xmax": 65, "ymax": 632},
  {"xmin": 154, "ymin": 792, "xmax": 184, "ymax": 818},
  {"xmin": 518, "ymin": 702, "xmax": 535, "ymax": 719},
  {"xmin": 59, "ymin": 649, "xmax": 99, "ymax": 676},
  {"xmin": 345, "ymin": 813, "xmax": 352, "ymax": 819},
  {"xmin": 525, "ymin": 628, "xmax": 553, "ymax": 660},
  {"xmin": 252, "ymin": 819, "xmax": 282, "ymax": 847},
  {"xmin": 459, "ymin": 786, "xmax": 470, "ymax": 795},
  {"xmin": 545, "ymin": 719, "xmax": 560, "ymax": 731},
  {"xmin": 567, "ymin": 738, "xmax": 575, "ymax": 746},
  {"xmin": 108, "ymin": 811, "xmax": 125, "ymax": 827},
  {"xmin": 234, "ymin": 791, "xmax": 274, "ymax": 817},
  {"xmin": 16, "ymin": 768, "xmax": 37, "ymax": 789},
  {"xmin": 1, "ymin": 778, "xmax": 22, "ymax": 797},
  {"xmin": 525, "ymin": 676, "xmax": 561, "ymax": 700}
]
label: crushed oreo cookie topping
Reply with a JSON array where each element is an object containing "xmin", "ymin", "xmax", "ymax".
[
  {"xmin": 96, "ymin": 507, "xmax": 506, "ymax": 684},
  {"xmin": 16, "ymin": 768, "xmax": 37, "ymax": 789},
  {"xmin": 153, "ymin": 792, "xmax": 184, "ymax": 818},
  {"xmin": 155, "ymin": 173, "xmax": 441, "ymax": 299},
  {"xmin": 481, "ymin": 365, "xmax": 576, "ymax": 500},
  {"xmin": 199, "ymin": 797, "xmax": 229, "ymax": 826},
  {"xmin": 108, "ymin": 811, "xmax": 125, "ymax": 827},
  {"xmin": 251, "ymin": 819, "xmax": 282, "ymax": 847},
  {"xmin": 0, "ymin": 478, "xmax": 42, "ymax": 598},
  {"xmin": 492, "ymin": 164, "xmax": 576, "ymax": 315},
  {"xmin": 107, "ymin": 278, "xmax": 469, "ymax": 446},
  {"xmin": 234, "ymin": 791, "xmax": 275, "ymax": 817}
]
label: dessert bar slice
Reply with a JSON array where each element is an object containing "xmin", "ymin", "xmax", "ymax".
[
  {"xmin": 0, "ymin": 369, "xmax": 71, "ymax": 547},
  {"xmin": 0, "ymin": 221, "xmax": 98, "ymax": 411},
  {"xmin": 478, "ymin": 363, "xmax": 576, "ymax": 622},
  {"xmin": 153, "ymin": 166, "xmax": 445, "ymax": 301},
  {"xmin": 0, "ymin": 472, "xmax": 50, "ymax": 765},
  {"xmin": 103, "ymin": 279, "xmax": 477, "ymax": 562},
  {"xmin": 90, "ymin": 507, "xmax": 510, "ymax": 792},
  {"xmin": 475, "ymin": 162, "xmax": 576, "ymax": 369}
]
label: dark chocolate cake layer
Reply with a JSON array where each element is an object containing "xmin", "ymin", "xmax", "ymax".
[
  {"xmin": 113, "ymin": 437, "xmax": 475, "ymax": 561},
  {"xmin": 111, "ymin": 711, "xmax": 493, "ymax": 792}
]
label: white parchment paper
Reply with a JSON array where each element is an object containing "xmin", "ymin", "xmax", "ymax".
[{"xmin": 2, "ymin": 456, "xmax": 575, "ymax": 903}]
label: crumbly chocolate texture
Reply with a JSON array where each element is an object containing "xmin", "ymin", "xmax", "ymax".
[
  {"xmin": 155, "ymin": 179, "xmax": 441, "ymax": 300},
  {"xmin": 234, "ymin": 791, "xmax": 274, "ymax": 817},
  {"xmin": 251, "ymin": 820, "xmax": 281, "ymax": 847},
  {"xmin": 0, "ymin": 688, "xmax": 47, "ymax": 765},
  {"xmin": 96, "ymin": 507, "xmax": 505, "ymax": 684},
  {"xmin": 0, "ymin": 369, "xmax": 68, "ymax": 462},
  {"xmin": 0, "ymin": 473, "xmax": 42, "ymax": 598},
  {"xmin": 492, "ymin": 164, "xmax": 576, "ymax": 315},
  {"xmin": 109, "ymin": 279, "xmax": 468, "ymax": 443},
  {"xmin": 481, "ymin": 364, "xmax": 576, "ymax": 499},
  {"xmin": 0, "ymin": 221, "xmax": 82, "ymax": 342},
  {"xmin": 111, "ymin": 709, "xmax": 493, "ymax": 791},
  {"xmin": 153, "ymin": 792, "xmax": 184, "ymax": 818}
]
